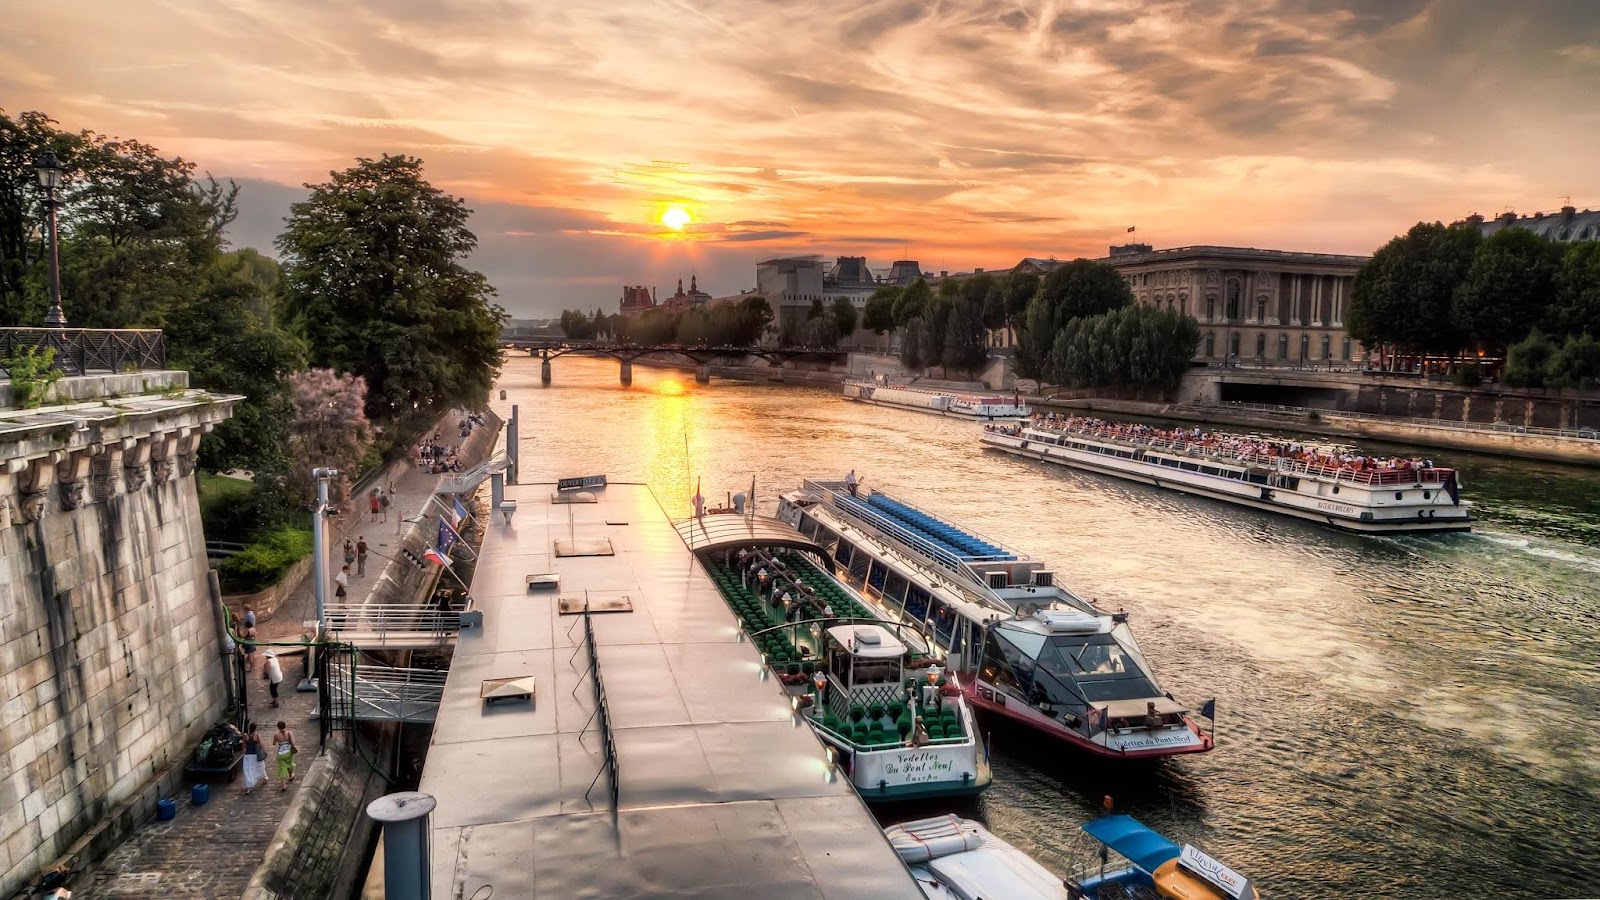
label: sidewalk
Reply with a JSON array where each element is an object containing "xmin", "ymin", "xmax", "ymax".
[{"xmin": 76, "ymin": 412, "xmax": 501, "ymax": 898}]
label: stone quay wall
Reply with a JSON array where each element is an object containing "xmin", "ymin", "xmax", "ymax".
[{"xmin": 0, "ymin": 379, "xmax": 239, "ymax": 895}]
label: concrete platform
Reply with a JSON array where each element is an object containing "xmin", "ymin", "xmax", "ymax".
[{"xmin": 419, "ymin": 482, "xmax": 923, "ymax": 899}]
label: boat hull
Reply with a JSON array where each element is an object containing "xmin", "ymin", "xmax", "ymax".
[
  {"xmin": 967, "ymin": 683, "xmax": 1212, "ymax": 759},
  {"xmin": 844, "ymin": 394, "xmax": 1028, "ymax": 421},
  {"xmin": 981, "ymin": 431, "xmax": 1472, "ymax": 534}
]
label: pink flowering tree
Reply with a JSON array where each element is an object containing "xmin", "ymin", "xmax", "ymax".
[{"xmin": 287, "ymin": 368, "xmax": 374, "ymax": 505}]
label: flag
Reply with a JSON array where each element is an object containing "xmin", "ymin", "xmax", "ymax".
[
  {"xmin": 437, "ymin": 517, "xmax": 457, "ymax": 553},
  {"xmin": 452, "ymin": 495, "xmax": 470, "ymax": 525},
  {"xmin": 693, "ymin": 477, "xmax": 704, "ymax": 518},
  {"xmin": 423, "ymin": 547, "xmax": 450, "ymax": 567},
  {"xmin": 1199, "ymin": 699, "xmax": 1216, "ymax": 720},
  {"xmin": 443, "ymin": 496, "xmax": 461, "ymax": 528},
  {"xmin": 1127, "ymin": 225, "xmax": 1136, "ymax": 233}
]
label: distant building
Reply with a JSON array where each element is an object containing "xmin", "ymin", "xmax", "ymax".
[
  {"xmin": 661, "ymin": 275, "xmax": 714, "ymax": 311},
  {"xmin": 753, "ymin": 255, "xmax": 901, "ymax": 346},
  {"xmin": 1462, "ymin": 205, "xmax": 1600, "ymax": 243},
  {"xmin": 620, "ymin": 284, "xmax": 656, "ymax": 317},
  {"xmin": 885, "ymin": 260, "xmax": 924, "ymax": 284}
]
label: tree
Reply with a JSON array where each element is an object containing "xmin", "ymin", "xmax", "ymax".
[
  {"xmin": 980, "ymin": 280, "xmax": 1007, "ymax": 336},
  {"xmin": 942, "ymin": 293, "xmax": 988, "ymax": 375},
  {"xmin": 1548, "ymin": 242, "xmax": 1600, "ymax": 339},
  {"xmin": 1004, "ymin": 271, "xmax": 1040, "ymax": 339},
  {"xmin": 863, "ymin": 287, "xmax": 899, "ymax": 351},
  {"xmin": 559, "ymin": 309, "xmax": 598, "ymax": 339},
  {"xmin": 1452, "ymin": 228, "xmax": 1563, "ymax": 349},
  {"xmin": 898, "ymin": 316, "xmax": 928, "ymax": 372},
  {"xmin": 830, "ymin": 296, "xmax": 858, "ymax": 342},
  {"xmin": 277, "ymin": 155, "xmax": 507, "ymax": 424},
  {"xmin": 1546, "ymin": 334, "xmax": 1600, "ymax": 390},
  {"xmin": 799, "ymin": 314, "xmax": 841, "ymax": 348},
  {"xmin": 167, "ymin": 250, "xmax": 306, "ymax": 475},
  {"xmin": 286, "ymin": 369, "xmax": 372, "ymax": 505},
  {"xmin": 893, "ymin": 278, "xmax": 931, "ymax": 325},
  {"xmin": 1044, "ymin": 305, "xmax": 1198, "ymax": 392},
  {"xmin": 1, "ymin": 109, "xmax": 89, "ymax": 324},
  {"xmin": 925, "ymin": 294, "xmax": 954, "ymax": 374},
  {"xmin": 1347, "ymin": 222, "xmax": 1480, "ymax": 353},
  {"xmin": 1018, "ymin": 259, "xmax": 1132, "ymax": 379},
  {"xmin": 1502, "ymin": 329, "xmax": 1555, "ymax": 388}
]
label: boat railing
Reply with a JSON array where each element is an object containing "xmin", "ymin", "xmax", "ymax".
[{"xmin": 1025, "ymin": 423, "xmax": 1452, "ymax": 487}]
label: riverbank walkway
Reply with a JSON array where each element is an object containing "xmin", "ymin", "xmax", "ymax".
[{"xmin": 76, "ymin": 414, "xmax": 497, "ymax": 898}]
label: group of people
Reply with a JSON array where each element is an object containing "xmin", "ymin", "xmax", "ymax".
[
  {"xmin": 458, "ymin": 413, "xmax": 486, "ymax": 438},
  {"xmin": 417, "ymin": 431, "xmax": 464, "ymax": 474},
  {"xmin": 1012, "ymin": 413, "xmax": 1440, "ymax": 477},
  {"xmin": 231, "ymin": 719, "xmax": 299, "ymax": 794}
]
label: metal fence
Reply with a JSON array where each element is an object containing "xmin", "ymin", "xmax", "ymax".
[
  {"xmin": 0, "ymin": 328, "xmax": 166, "ymax": 376},
  {"xmin": 327, "ymin": 658, "xmax": 447, "ymax": 724},
  {"xmin": 578, "ymin": 611, "xmax": 621, "ymax": 811}
]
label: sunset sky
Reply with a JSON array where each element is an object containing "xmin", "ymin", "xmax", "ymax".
[{"xmin": 6, "ymin": 0, "xmax": 1599, "ymax": 316}]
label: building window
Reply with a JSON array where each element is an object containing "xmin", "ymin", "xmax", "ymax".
[
  {"xmin": 1300, "ymin": 334, "xmax": 1310, "ymax": 361},
  {"xmin": 1278, "ymin": 334, "xmax": 1289, "ymax": 359},
  {"xmin": 1179, "ymin": 293, "xmax": 1188, "ymax": 315},
  {"xmin": 1342, "ymin": 337, "xmax": 1352, "ymax": 360},
  {"xmin": 1205, "ymin": 332, "xmax": 1215, "ymax": 357},
  {"xmin": 1205, "ymin": 296, "xmax": 1216, "ymax": 320},
  {"xmin": 1256, "ymin": 298, "xmax": 1267, "ymax": 321},
  {"xmin": 1225, "ymin": 279, "xmax": 1240, "ymax": 320},
  {"xmin": 1228, "ymin": 332, "xmax": 1240, "ymax": 357},
  {"xmin": 1255, "ymin": 333, "xmax": 1265, "ymax": 357},
  {"xmin": 1321, "ymin": 335, "xmax": 1331, "ymax": 359},
  {"xmin": 1142, "ymin": 274, "xmax": 1150, "ymax": 286}
]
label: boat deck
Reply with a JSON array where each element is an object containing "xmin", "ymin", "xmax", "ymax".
[{"xmin": 418, "ymin": 482, "xmax": 924, "ymax": 898}]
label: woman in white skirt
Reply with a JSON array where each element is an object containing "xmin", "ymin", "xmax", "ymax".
[{"xmin": 241, "ymin": 723, "xmax": 266, "ymax": 794}]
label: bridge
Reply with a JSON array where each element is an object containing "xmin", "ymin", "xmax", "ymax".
[{"xmin": 499, "ymin": 339, "xmax": 844, "ymax": 385}]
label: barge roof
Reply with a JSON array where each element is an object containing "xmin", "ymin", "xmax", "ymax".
[{"xmin": 419, "ymin": 481, "xmax": 923, "ymax": 899}]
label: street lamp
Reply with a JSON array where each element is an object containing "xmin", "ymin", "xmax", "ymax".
[{"xmin": 33, "ymin": 150, "xmax": 66, "ymax": 328}]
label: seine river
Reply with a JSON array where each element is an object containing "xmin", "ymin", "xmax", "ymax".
[{"xmin": 492, "ymin": 353, "xmax": 1599, "ymax": 899}]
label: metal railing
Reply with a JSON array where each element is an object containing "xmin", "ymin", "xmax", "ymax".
[
  {"xmin": 323, "ymin": 603, "xmax": 461, "ymax": 642},
  {"xmin": 1189, "ymin": 399, "xmax": 1600, "ymax": 441},
  {"xmin": 0, "ymin": 328, "xmax": 165, "ymax": 376},
  {"xmin": 576, "ymin": 611, "xmax": 620, "ymax": 811},
  {"xmin": 327, "ymin": 659, "xmax": 447, "ymax": 724}
]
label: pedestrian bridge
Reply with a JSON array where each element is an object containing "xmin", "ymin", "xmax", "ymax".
[
  {"xmin": 323, "ymin": 603, "xmax": 463, "ymax": 649},
  {"xmin": 327, "ymin": 659, "xmax": 446, "ymax": 724}
]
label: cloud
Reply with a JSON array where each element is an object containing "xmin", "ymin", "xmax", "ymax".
[{"xmin": 3, "ymin": 0, "xmax": 1596, "ymax": 315}]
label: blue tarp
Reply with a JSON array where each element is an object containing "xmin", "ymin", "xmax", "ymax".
[{"xmin": 1081, "ymin": 815, "xmax": 1182, "ymax": 874}]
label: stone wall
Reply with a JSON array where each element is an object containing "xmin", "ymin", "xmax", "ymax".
[
  {"xmin": 223, "ymin": 555, "xmax": 314, "ymax": 627},
  {"xmin": 247, "ymin": 738, "xmax": 388, "ymax": 900},
  {"xmin": 0, "ymin": 387, "xmax": 238, "ymax": 895}
]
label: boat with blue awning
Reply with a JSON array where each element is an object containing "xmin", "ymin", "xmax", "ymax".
[{"xmin": 1066, "ymin": 815, "xmax": 1258, "ymax": 900}]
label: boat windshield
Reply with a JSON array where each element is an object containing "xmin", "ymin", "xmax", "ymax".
[{"xmin": 1037, "ymin": 635, "xmax": 1160, "ymax": 702}]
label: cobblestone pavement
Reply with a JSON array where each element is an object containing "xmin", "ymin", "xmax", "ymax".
[{"xmin": 76, "ymin": 415, "xmax": 494, "ymax": 898}]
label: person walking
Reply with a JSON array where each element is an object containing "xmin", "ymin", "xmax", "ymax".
[
  {"xmin": 343, "ymin": 539, "xmax": 356, "ymax": 568},
  {"xmin": 379, "ymin": 489, "xmax": 390, "ymax": 523},
  {"xmin": 241, "ymin": 625, "xmax": 258, "ymax": 674},
  {"xmin": 272, "ymin": 720, "xmax": 299, "ymax": 791},
  {"xmin": 369, "ymin": 490, "xmax": 381, "ymax": 523},
  {"xmin": 263, "ymin": 652, "xmax": 284, "ymax": 708},
  {"xmin": 356, "ymin": 537, "xmax": 369, "ymax": 577},
  {"xmin": 241, "ymin": 723, "xmax": 265, "ymax": 795},
  {"xmin": 243, "ymin": 605, "xmax": 256, "ymax": 629}
]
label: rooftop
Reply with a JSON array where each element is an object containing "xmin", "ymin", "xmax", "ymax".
[{"xmin": 420, "ymin": 481, "xmax": 923, "ymax": 899}]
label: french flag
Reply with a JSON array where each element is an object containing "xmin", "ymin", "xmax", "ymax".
[{"xmin": 423, "ymin": 546, "xmax": 450, "ymax": 567}]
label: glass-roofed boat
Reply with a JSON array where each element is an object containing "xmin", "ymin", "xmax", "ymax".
[
  {"xmin": 1064, "ymin": 814, "xmax": 1259, "ymax": 900},
  {"xmin": 675, "ymin": 511, "xmax": 991, "ymax": 802},
  {"xmin": 778, "ymin": 480, "xmax": 1213, "ymax": 759}
]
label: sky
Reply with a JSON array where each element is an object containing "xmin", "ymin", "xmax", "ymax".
[{"xmin": 6, "ymin": 0, "xmax": 1600, "ymax": 317}]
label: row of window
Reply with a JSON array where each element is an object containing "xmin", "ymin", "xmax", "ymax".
[{"xmin": 1203, "ymin": 332, "xmax": 1351, "ymax": 360}]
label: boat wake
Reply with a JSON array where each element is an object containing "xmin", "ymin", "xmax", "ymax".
[{"xmin": 1468, "ymin": 530, "xmax": 1600, "ymax": 575}]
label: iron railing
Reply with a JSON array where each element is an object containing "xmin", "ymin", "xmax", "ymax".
[
  {"xmin": 323, "ymin": 603, "xmax": 461, "ymax": 643},
  {"xmin": 0, "ymin": 328, "xmax": 165, "ymax": 376},
  {"xmin": 327, "ymin": 657, "xmax": 447, "ymax": 724},
  {"xmin": 576, "ymin": 610, "xmax": 620, "ymax": 812}
]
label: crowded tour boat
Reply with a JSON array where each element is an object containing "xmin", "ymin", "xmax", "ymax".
[
  {"xmin": 843, "ymin": 379, "xmax": 1030, "ymax": 420},
  {"xmin": 888, "ymin": 814, "xmax": 1073, "ymax": 899},
  {"xmin": 777, "ymin": 481, "xmax": 1213, "ymax": 759},
  {"xmin": 676, "ymin": 513, "xmax": 992, "ymax": 802},
  {"xmin": 1065, "ymin": 814, "xmax": 1258, "ymax": 900},
  {"xmin": 981, "ymin": 414, "xmax": 1472, "ymax": 533}
]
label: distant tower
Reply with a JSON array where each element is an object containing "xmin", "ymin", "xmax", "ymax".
[
  {"xmin": 677, "ymin": 278, "xmax": 684, "ymax": 294},
  {"xmin": 690, "ymin": 274, "xmax": 698, "ymax": 292}
]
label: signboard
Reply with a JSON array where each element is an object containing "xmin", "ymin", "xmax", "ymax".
[
  {"xmin": 852, "ymin": 745, "xmax": 970, "ymax": 790},
  {"xmin": 1179, "ymin": 844, "xmax": 1252, "ymax": 900},
  {"xmin": 557, "ymin": 474, "xmax": 608, "ymax": 492}
]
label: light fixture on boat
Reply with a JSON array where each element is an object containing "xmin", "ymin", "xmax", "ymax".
[{"xmin": 813, "ymin": 671, "xmax": 827, "ymax": 693}]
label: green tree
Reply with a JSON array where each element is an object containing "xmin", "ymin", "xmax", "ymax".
[
  {"xmin": 942, "ymin": 293, "xmax": 988, "ymax": 375},
  {"xmin": 1347, "ymin": 222, "xmax": 1480, "ymax": 353},
  {"xmin": 980, "ymin": 280, "xmax": 1007, "ymax": 335},
  {"xmin": 1546, "ymin": 334, "xmax": 1600, "ymax": 390},
  {"xmin": 1004, "ymin": 271, "xmax": 1040, "ymax": 339},
  {"xmin": 893, "ymin": 278, "xmax": 931, "ymax": 325},
  {"xmin": 167, "ymin": 250, "xmax": 306, "ymax": 474},
  {"xmin": 1451, "ymin": 228, "xmax": 1564, "ymax": 349},
  {"xmin": 1018, "ymin": 259, "xmax": 1132, "ymax": 379},
  {"xmin": 0, "ymin": 109, "xmax": 89, "ymax": 324},
  {"xmin": 559, "ymin": 309, "xmax": 598, "ymax": 339},
  {"xmin": 1547, "ymin": 242, "xmax": 1600, "ymax": 339},
  {"xmin": 277, "ymin": 155, "xmax": 507, "ymax": 423},
  {"xmin": 830, "ymin": 296, "xmax": 858, "ymax": 342},
  {"xmin": 898, "ymin": 316, "xmax": 927, "ymax": 372},
  {"xmin": 863, "ymin": 287, "xmax": 899, "ymax": 351},
  {"xmin": 1502, "ymin": 329, "xmax": 1555, "ymax": 388},
  {"xmin": 286, "ymin": 368, "xmax": 373, "ymax": 505},
  {"xmin": 925, "ymin": 294, "xmax": 954, "ymax": 374}
]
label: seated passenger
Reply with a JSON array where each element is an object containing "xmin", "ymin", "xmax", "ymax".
[{"xmin": 1143, "ymin": 701, "xmax": 1163, "ymax": 730}]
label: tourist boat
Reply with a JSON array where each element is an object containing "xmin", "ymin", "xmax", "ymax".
[
  {"xmin": 843, "ymin": 380, "xmax": 1030, "ymax": 420},
  {"xmin": 777, "ymin": 482, "xmax": 1212, "ymax": 759},
  {"xmin": 1064, "ymin": 814, "xmax": 1258, "ymax": 900},
  {"xmin": 679, "ymin": 514, "xmax": 992, "ymax": 802},
  {"xmin": 980, "ymin": 417, "xmax": 1472, "ymax": 533},
  {"xmin": 887, "ymin": 814, "xmax": 1071, "ymax": 899}
]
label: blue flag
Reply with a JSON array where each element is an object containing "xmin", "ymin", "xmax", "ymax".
[
  {"xmin": 1199, "ymin": 699, "xmax": 1216, "ymax": 720},
  {"xmin": 437, "ymin": 517, "xmax": 456, "ymax": 553}
]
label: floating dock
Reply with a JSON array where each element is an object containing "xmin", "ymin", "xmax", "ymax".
[{"xmin": 417, "ymin": 481, "xmax": 924, "ymax": 898}]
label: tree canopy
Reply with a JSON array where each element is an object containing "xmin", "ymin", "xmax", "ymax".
[
  {"xmin": 277, "ymin": 155, "xmax": 507, "ymax": 423},
  {"xmin": 1044, "ymin": 305, "xmax": 1199, "ymax": 392},
  {"xmin": 1018, "ymin": 259, "xmax": 1132, "ymax": 379},
  {"xmin": 942, "ymin": 292, "xmax": 988, "ymax": 375},
  {"xmin": 1548, "ymin": 242, "xmax": 1600, "ymax": 339},
  {"xmin": 1347, "ymin": 222, "xmax": 1480, "ymax": 353},
  {"xmin": 1451, "ymin": 228, "xmax": 1564, "ymax": 348},
  {"xmin": 893, "ymin": 278, "xmax": 931, "ymax": 325}
]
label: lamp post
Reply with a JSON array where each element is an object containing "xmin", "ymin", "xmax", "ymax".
[{"xmin": 33, "ymin": 151, "xmax": 66, "ymax": 328}]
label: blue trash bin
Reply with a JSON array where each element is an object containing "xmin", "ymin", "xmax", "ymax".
[
  {"xmin": 157, "ymin": 798, "xmax": 177, "ymax": 821},
  {"xmin": 191, "ymin": 783, "xmax": 209, "ymax": 806}
]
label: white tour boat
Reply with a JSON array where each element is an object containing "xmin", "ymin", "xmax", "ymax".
[
  {"xmin": 843, "ymin": 380, "xmax": 1030, "ymax": 420},
  {"xmin": 888, "ymin": 814, "xmax": 1071, "ymax": 899},
  {"xmin": 678, "ymin": 513, "xmax": 992, "ymax": 802},
  {"xmin": 778, "ymin": 481, "xmax": 1213, "ymax": 760},
  {"xmin": 981, "ymin": 416, "xmax": 1472, "ymax": 534}
]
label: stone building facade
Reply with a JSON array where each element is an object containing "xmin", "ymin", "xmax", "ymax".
[
  {"xmin": 0, "ymin": 374, "xmax": 238, "ymax": 894},
  {"xmin": 1012, "ymin": 244, "xmax": 1369, "ymax": 366}
]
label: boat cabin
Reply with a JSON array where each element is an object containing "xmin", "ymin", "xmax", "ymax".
[{"xmin": 825, "ymin": 624, "xmax": 908, "ymax": 695}]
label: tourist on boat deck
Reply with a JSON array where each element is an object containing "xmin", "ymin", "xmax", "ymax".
[
  {"xmin": 910, "ymin": 716, "xmax": 930, "ymax": 747},
  {"xmin": 1144, "ymin": 702, "xmax": 1163, "ymax": 730},
  {"xmin": 844, "ymin": 469, "xmax": 858, "ymax": 497}
]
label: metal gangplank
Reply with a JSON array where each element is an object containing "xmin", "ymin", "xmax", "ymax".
[
  {"xmin": 327, "ymin": 658, "xmax": 447, "ymax": 724},
  {"xmin": 323, "ymin": 603, "xmax": 463, "ymax": 649}
]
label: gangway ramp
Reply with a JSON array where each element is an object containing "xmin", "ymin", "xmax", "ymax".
[
  {"xmin": 323, "ymin": 603, "xmax": 461, "ymax": 649},
  {"xmin": 328, "ymin": 659, "xmax": 447, "ymax": 724}
]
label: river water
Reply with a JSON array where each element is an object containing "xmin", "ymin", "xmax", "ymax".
[{"xmin": 491, "ymin": 354, "xmax": 1600, "ymax": 899}]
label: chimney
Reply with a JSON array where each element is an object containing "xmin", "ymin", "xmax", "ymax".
[
  {"xmin": 940, "ymin": 270, "xmax": 948, "ymax": 278},
  {"xmin": 1464, "ymin": 213, "xmax": 1484, "ymax": 228},
  {"xmin": 1562, "ymin": 205, "xmax": 1577, "ymax": 223},
  {"xmin": 1497, "ymin": 211, "xmax": 1517, "ymax": 225},
  {"xmin": 974, "ymin": 267, "xmax": 984, "ymax": 274},
  {"xmin": 652, "ymin": 286, "xmax": 657, "ymax": 301}
]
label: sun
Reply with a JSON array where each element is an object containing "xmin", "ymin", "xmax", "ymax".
[{"xmin": 661, "ymin": 205, "xmax": 692, "ymax": 231}]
